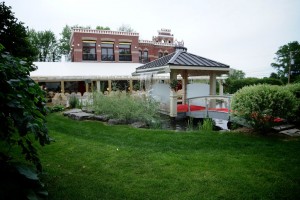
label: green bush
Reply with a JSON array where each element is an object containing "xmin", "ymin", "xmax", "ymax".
[
  {"xmin": 48, "ymin": 105, "xmax": 65, "ymax": 113},
  {"xmin": 231, "ymin": 84, "xmax": 297, "ymax": 132},
  {"xmin": 285, "ymin": 83, "xmax": 300, "ymax": 123},
  {"xmin": 90, "ymin": 91, "xmax": 160, "ymax": 124},
  {"xmin": 225, "ymin": 77, "xmax": 283, "ymax": 94},
  {"xmin": 285, "ymin": 83, "xmax": 300, "ymax": 98}
]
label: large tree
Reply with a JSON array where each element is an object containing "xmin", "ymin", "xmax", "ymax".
[
  {"xmin": 271, "ymin": 41, "xmax": 300, "ymax": 83},
  {"xmin": 0, "ymin": 2, "xmax": 37, "ymax": 61},
  {"xmin": 28, "ymin": 29, "xmax": 60, "ymax": 62},
  {"xmin": 58, "ymin": 24, "xmax": 96, "ymax": 58},
  {"xmin": 0, "ymin": 2, "xmax": 49, "ymax": 171}
]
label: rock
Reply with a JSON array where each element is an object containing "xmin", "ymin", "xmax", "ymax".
[
  {"xmin": 279, "ymin": 128, "xmax": 300, "ymax": 137},
  {"xmin": 107, "ymin": 119, "xmax": 126, "ymax": 125},
  {"xmin": 81, "ymin": 107, "xmax": 94, "ymax": 113},
  {"xmin": 131, "ymin": 121, "xmax": 148, "ymax": 128},
  {"xmin": 63, "ymin": 109, "xmax": 82, "ymax": 116},
  {"xmin": 69, "ymin": 112, "xmax": 94, "ymax": 120},
  {"xmin": 93, "ymin": 115, "xmax": 110, "ymax": 122}
]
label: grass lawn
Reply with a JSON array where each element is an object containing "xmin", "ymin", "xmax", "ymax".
[{"xmin": 40, "ymin": 113, "xmax": 300, "ymax": 199}]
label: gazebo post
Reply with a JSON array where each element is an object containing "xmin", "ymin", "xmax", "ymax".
[
  {"xmin": 219, "ymin": 79, "xmax": 224, "ymax": 96},
  {"xmin": 181, "ymin": 70, "xmax": 188, "ymax": 105},
  {"xmin": 170, "ymin": 70, "xmax": 178, "ymax": 118},
  {"xmin": 209, "ymin": 72, "xmax": 217, "ymax": 108}
]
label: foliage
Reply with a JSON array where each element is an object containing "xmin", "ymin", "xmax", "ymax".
[
  {"xmin": 0, "ymin": 162, "xmax": 48, "ymax": 199},
  {"xmin": 271, "ymin": 41, "xmax": 300, "ymax": 83},
  {"xmin": 229, "ymin": 69, "xmax": 245, "ymax": 80},
  {"xmin": 90, "ymin": 91, "xmax": 160, "ymax": 124},
  {"xmin": 41, "ymin": 113, "xmax": 300, "ymax": 199},
  {"xmin": 224, "ymin": 77, "xmax": 283, "ymax": 94},
  {"xmin": 58, "ymin": 24, "xmax": 92, "ymax": 57},
  {"xmin": 231, "ymin": 84, "xmax": 297, "ymax": 132},
  {"xmin": 199, "ymin": 118, "xmax": 214, "ymax": 132},
  {"xmin": 68, "ymin": 95, "xmax": 79, "ymax": 108},
  {"xmin": 0, "ymin": 51, "xmax": 50, "ymax": 171},
  {"xmin": 58, "ymin": 25, "xmax": 72, "ymax": 56},
  {"xmin": 170, "ymin": 79, "xmax": 178, "ymax": 90},
  {"xmin": 0, "ymin": 2, "xmax": 37, "ymax": 61},
  {"xmin": 28, "ymin": 29, "xmax": 60, "ymax": 62},
  {"xmin": 48, "ymin": 105, "xmax": 65, "ymax": 113},
  {"xmin": 117, "ymin": 24, "xmax": 135, "ymax": 32},
  {"xmin": 96, "ymin": 25, "xmax": 110, "ymax": 30},
  {"xmin": 284, "ymin": 83, "xmax": 300, "ymax": 123}
]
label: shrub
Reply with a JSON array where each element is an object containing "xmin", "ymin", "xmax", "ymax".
[
  {"xmin": 90, "ymin": 91, "xmax": 160, "ymax": 124},
  {"xmin": 285, "ymin": 83, "xmax": 300, "ymax": 123},
  {"xmin": 224, "ymin": 77, "xmax": 283, "ymax": 94},
  {"xmin": 231, "ymin": 84, "xmax": 297, "ymax": 133},
  {"xmin": 285, "ymin": 83, "xmax": 300, "ymax": 98},
  {"xmin": 48, "ymin": 105, "xmax": 65, "ymax": 113}
]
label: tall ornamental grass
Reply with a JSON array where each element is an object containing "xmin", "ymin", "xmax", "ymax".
[
  {"xmin": 231, "ymin": 84, "xmax": 297, "ymax": 132},
  {"xmin": 89, "ymin": 91, "xmax": 160, "ymax": 124}
]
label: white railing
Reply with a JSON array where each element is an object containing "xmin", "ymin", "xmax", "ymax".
[
  {"xmin": 186, "ymin": 95, "xmax": 232, "ymax": 120},
  {"xmin": 72, "ymin": 28, "xmax": 139, "ymax": 36},
  {"xmin": 139, "ymin": 40, "xmax": 175, "ymax": 47}
]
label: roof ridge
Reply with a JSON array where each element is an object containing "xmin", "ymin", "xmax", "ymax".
[{"xmin": 168, "ymin": 50, "xmax": 183, "ymax": 64}]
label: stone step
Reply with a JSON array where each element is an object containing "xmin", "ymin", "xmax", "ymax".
[{"xmin": 272, "ymin": 124, "xmax": 295, "ymax": 131}]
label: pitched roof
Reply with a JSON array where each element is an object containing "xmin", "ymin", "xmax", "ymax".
[{"xmin": 136, "ymin": 50, "xmax": 229, "ymax": 72}]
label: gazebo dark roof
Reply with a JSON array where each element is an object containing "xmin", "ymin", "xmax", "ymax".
[{"xmin": 136, "ymin": 50, "xmax": 229, "ymax": 72}]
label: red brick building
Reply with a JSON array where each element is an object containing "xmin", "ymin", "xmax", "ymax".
[{"xmin": 70, "ymin": 28, "xmax": 177, "ymax": 63}]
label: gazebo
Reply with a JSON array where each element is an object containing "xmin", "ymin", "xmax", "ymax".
[{"xmin": 133, "ymin": 48, "xmax": 230, "ymax": 118}]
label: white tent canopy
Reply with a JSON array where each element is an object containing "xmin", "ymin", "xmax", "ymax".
[{"xmin": 30, "ymin": 62, "xmax": 143, "ymax": 81}]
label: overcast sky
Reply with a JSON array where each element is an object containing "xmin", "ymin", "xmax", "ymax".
[{"xmin": 5, "ymin": 0, "xmax": 300, "ymax": 77}]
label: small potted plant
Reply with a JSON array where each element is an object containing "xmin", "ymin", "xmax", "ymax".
[{"xmin": 170, "ymin": 79, "xmax": 178, "ymax": 91}]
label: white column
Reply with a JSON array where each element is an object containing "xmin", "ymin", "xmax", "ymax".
[
  {"xmin": 181, "ymin": 70, "xmax": 188, "ymax": 105},
  {"xmin": 96, "ymin": 81, "xmax": 101, "ymax": 92},
  {"xmin": 209, "ymin": 72, "xmax": 217, "ymax": 108},
  {"xmin": 169, "ymin": 70, "xmax": 177, "ymax": 117},
  {"xmin": 219, "ymin": 80, "xmax": 224, "ymax": 96}
]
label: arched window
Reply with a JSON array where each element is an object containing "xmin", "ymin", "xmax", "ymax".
[
  {"xmin": 139, "ymin": 50, "xmax": 142, "ymax": 62},
  {"xmin": 143, "ymin": 51, "xmax": 149, "ymax": 62},
  {"xmin": 158, "ymin": 52, "xmax": 163, "ymax": 58}
]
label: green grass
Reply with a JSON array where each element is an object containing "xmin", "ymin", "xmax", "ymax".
[{"xmin": 40, "ymin": 113, "xmax": 300, "ymax": 199}]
